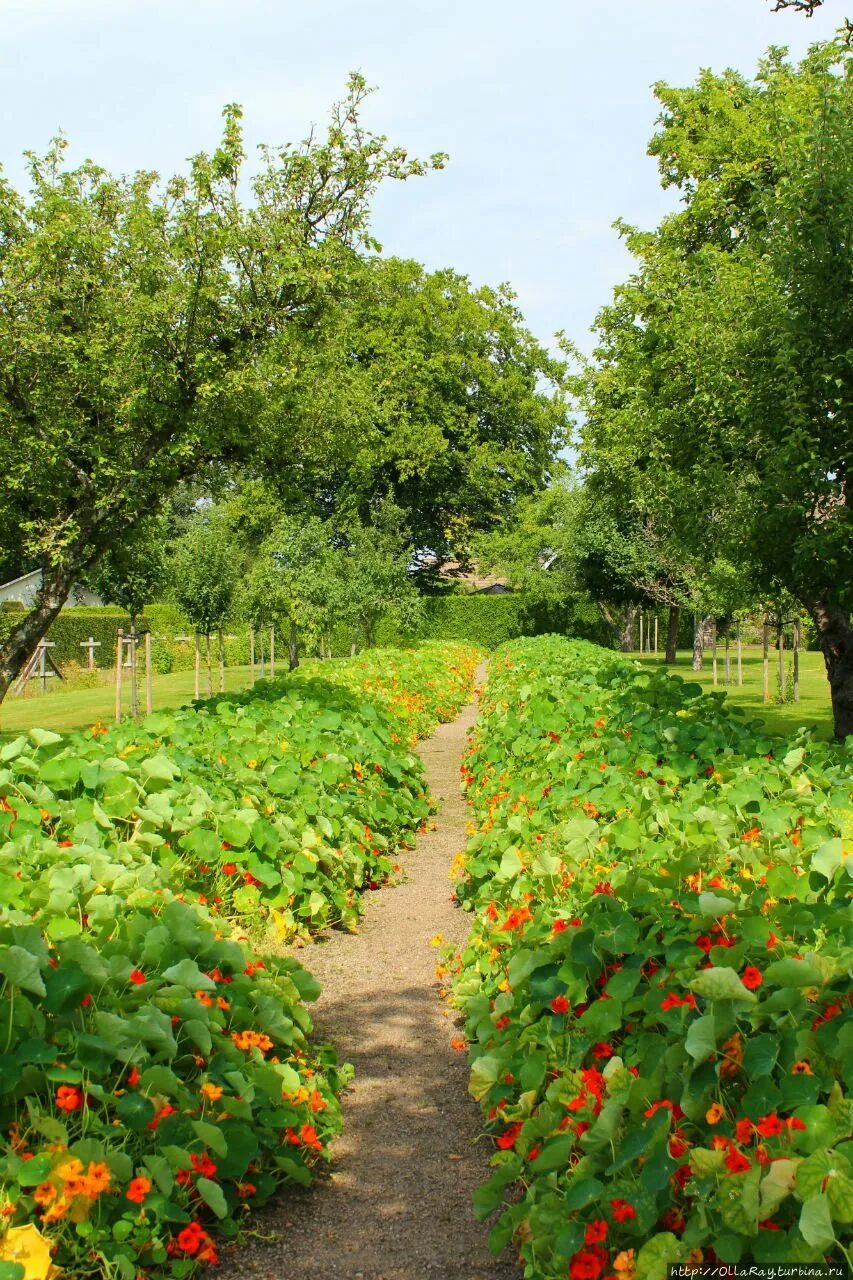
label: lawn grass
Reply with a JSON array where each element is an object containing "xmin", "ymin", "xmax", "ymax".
[
  {"xmin": 631, "ymin": 647, "xmax": 833, "ymax": 742},
  {"xmin": 0, "ymin": 665, "xmax": 255, "ymax": 734}
]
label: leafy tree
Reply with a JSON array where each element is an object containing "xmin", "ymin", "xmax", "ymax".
[
  {"xmin": 336, "ymin": 501, "xmax": 424, "ymax": 649},
  {"xmin": 169, "ymin": 509, "xmax": 241, "ymax": 692},
  {"xmin": 580, "ymin": 42, "xmax": 853, "ymax": 736},
  {"xmin": 91, "ymin": 514, "xmax": 167, "ymax": 631},
  {"xmin": 0, "ymin": 76, "xmax": 442, "ymax": 702},
  {"xmin": 249, "ymin": 257, "xmax": 569, "ymax": 561}
]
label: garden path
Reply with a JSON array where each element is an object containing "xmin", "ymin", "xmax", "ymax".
[{"xmin": 217, "ymin": 666, "xmax": 520, "ymax": 1280}]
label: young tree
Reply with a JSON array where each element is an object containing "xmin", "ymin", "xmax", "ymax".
[
  {"xmin": 169, "ymin": 510, "xmax": 241, "ymax": 694},
  {"xmin": 92, "ymin": 515, "xmax": 167, "ymax": 632},
  {"xmin": 0, "ymin": 76, "xmax": 443, "ymax": 703}
]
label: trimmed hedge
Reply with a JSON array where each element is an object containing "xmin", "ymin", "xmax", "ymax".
[{"xmin": 376, "ymin": 594, "xmax": 612, "ymax": 652}]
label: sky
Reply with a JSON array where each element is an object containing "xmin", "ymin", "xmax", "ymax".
[{"xmin": 0, "ymin": 0, "xmax": 844, "ymax": 358}]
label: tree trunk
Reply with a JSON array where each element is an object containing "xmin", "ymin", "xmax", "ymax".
[
  {"xmin": 288, "ymin": 622, "xmax": 299, "ymax": 671},
  {"xmin": 0, "ymin": 563, "xmax": 78, "ymax": 704},
  {"xmin": 692, "ymin": 614, "xmax": 707, "ymax": 672},
  {"xmin": 665, "ymin": 605, "xmax": 679, "ymax": 664},
  {"xmin": 810, "ymin": 599, "xmax": 853, "ymax": 739},
  {"xmin": 618, "ymin": 605, "xmax": 636, "ymax": 653},
  {"xmin": 218, "ymin": 628, "xmax": 225, "ymax": 693}
]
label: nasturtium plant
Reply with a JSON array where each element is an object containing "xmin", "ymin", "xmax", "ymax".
[
  {"xmin": 451, "ymin": 637, "xmax": 851, "ymax": 1280},
  {"xmin": 0, "ymin": 643, "xmax": 478, "ymax": 1277}
]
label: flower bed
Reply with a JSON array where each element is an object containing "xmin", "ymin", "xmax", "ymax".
[
  {"xmin": 0, "ymin": 644, "xmax": 478, "ymax": 943},
  {"xmin": 451, "ymin": 636, "xmax": 851, "ymax": 1279},
  {"xmin": 0, "ymin": 643, "xmax": 478, "ymax": 1278}
]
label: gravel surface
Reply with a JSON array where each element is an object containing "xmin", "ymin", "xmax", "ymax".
[{"xmin": 217, "ymin": 670, "xmax": 521, "ymax": 1280}]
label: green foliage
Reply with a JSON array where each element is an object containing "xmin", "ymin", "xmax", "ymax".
[
  {"xmin": 375, "ymin": 593, "xmax": 611, "ymax": 652},
  {"xmin": 169, "ymin": 511, "xmax": 241, "ymax": 636},
  {"xmin": 452, "ymin": 636, "xmax": 851, "ymax": 1277},
  {"xmin": 0, "ymin": 642, "xmax": 476, "ymax": 1275},
  {"xmin": 579, "ymin": 41, "xmax": 853, "ymax": 733},
  {"xmin": 91, "ymin": 516, "xmax": 169, "ymax": 625}
]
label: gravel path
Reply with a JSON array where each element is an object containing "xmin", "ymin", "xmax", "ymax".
[{"xmin": 218, "ymin": 672, "xmax": 520, "ymax": 1280}]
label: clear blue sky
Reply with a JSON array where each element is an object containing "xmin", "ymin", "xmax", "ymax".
[{"xmin": 0, "ymin": 0, "xmax": 844, "ymax": 355}]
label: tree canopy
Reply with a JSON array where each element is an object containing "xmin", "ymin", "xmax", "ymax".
[{"xmin": 578, "ymin": 40, "xmax": 853, "ymax": 735}]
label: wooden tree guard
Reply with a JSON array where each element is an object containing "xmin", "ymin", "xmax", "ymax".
[
  {"xmin": 115, "ymin": 630, "xmax": 124, "ymax": 722},
  {"xmin": 205, "ymin": 632, "xmax": 213, "ymax": 698},
  {"xmin": 778, "ymin": 628, "xmax": 786, "ymax": 703},
  {"xmin": 80, "ymin": 635, "xmax": 101, "ymax": 669},
  {"xmin": 737, "ymin": 623, "xmax": 743, "ymax": 686},
  {"xmin": 12, "ymin": 641, "xmax": 60, "ymax": 696},
  {"xmin": 145, "ymin": 632, "xmax": 153, "ymax": 715},
  {"xmin": 249, "ymin": 625, "xmax": 256, "ymax": 685},
  {"xmin": 762, "ymin": 622, "xmax": 770, "ymax": 703},
  {"xmin": 269, "ymin": 625, "xmax": 275, "ymax": 678},
  {"xmin": 218, "ymin": 628, "xmax": 225, "ymax": 694},
  {"xmin": 194, "ymin": 634, "xmax": 201, "ymax": 700},
  {"xmin": 793, "ymin": 619, "xmax": 800, "ymax": 703},
  {"xmin": 653, "ymin": 617, "xmax": 658, "ymax": 654},
  {"xmin": 712, "ymin": 622, "xmax": 718, "ymax": 687},
  {"xmin": 724, "ymin": 631, "xmax": 731, "ymax": 686}
]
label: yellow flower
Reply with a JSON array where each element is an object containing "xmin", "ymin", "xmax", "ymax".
[
  {"xmin": 740, "ymin": 867, "xmax": 754, "ymax": 880},
  {"xmin": 247, "ymin": 759, "xmax": 258, "ymax": 769},
  {"xmin": 429, "ymin": 934, "xmax": 444, "ymax": 947},
  {"xmin": 614, "ymin": 1249, "xmax": 635, "ymax": 1280},
  {"xmin": 0, "ymin": 1223, "xmax": 62, "ymax": 1278},
  {"xmin": 55, "ymin": 1159, "xmax": 83, "ymax": 1183},
  {"xmin": 200, "ymin": 1083, "xmax": 223, "ymax": 1102}
]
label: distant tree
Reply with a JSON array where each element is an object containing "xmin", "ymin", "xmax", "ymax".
[
  {"xmin": 169, "ymin": 510, "xmax": 241, "ymax": 693},
  {"xmin": 92, "ymin": 515, "xmax": 168, "ymax": 632}
]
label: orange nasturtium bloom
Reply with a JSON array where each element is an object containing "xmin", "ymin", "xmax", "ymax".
[
  {"xmin": 126, "ymin": 1177, "xmax": 152, "ymax": 1204},
  {"xmin": 200, "ymin": 1083, "xmax": 223, "ymax": 1103}
]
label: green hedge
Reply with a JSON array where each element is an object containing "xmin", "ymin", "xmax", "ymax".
[{"xmin": 375, "ymin": 594, "xmax": 612, "ymax": 652}]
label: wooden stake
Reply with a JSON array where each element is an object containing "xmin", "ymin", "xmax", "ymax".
[
  {"xmin": 145, "ymin": 632, "xmax": 153, "ymax": 715},
  {"xmin": 249, "ymin": 625, "xmax": 256, "ymax": 686},
  {"xmin": 737, "ymin": 623, "xmax": 743, "ymax": 686},
  {"xmin": 218, "ymin": 628, "xmax": 225, "ymax": 693},
  {"xmin": 269, "ymin": 626, "xmax": 275, "ymax": 678},
  {"xmin": 194, "ymin": 633, "xmax": 201, "ymax": 700},
  {"xmin": 129, "ymin": 631, "xmax": 139, "ymax": 719},
  {"xmin": 762, "ymin": 622, "xmax": 770, "ymax": 703},
  {"xmin": 712, "ymin": 622, "xmax": 718, "ymax": 687},
  {"xmin": 206, "ymin": 633, "xmax": 212, "ymax": 697},
  {"xmin": 115, "ymin": 630, "xmax": 124, "ymax": 723},
  {"xmin": 724, "ymin": 631, "xmax": 731, "ymax": 686},
  {"xmin": 638, "ymin": 609, "xmax": 643, "ymax": 654},
  {"xmin": 778, "ymin": 628, "xmax": 786, "ymax": 703},
  {"xmin": 654, "ymin": 617, "xmax": 658, "ymax": 654},
  {"xmin": 793, "ymin": 619, "xmax": 800, "ymax": 703}
]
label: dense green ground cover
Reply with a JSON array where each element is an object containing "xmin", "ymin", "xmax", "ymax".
[
  {"xmin": 0, "ymin": 643, "xmax": 477, "ymax": 1279},
  {"xmin": 632, "ymin": 650, "xmax": 832, "ymax": 742},
  {"xmin": 452, "ymin": 637, "xmax": 851, "ymax": 1279}
]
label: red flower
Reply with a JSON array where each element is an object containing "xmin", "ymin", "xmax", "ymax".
[
  {"xmin": 786, "ymin": 1117, "xmax": 806, "ymax": 1132},
  {"xmin": 695, "ymin": 935, "xmax": 713, "ymax": 954},
  {"xmin": 592, "ymin": 1043, "xmax": 614, "ymax": 1061},
  {"xmin": 741, "ymin": 967, "xmax": 763, "ymax": 990},
  {"xmin": 592, "ymin": 882, "xmax": 614, "ymax": 896},
  {"xmin": 190, "ymin": 1151, "xmax": 218, "ymax": 1178},
  {"xmin": 756, "ymin": 1113, "xmax": 783, "ymax": 1138},
  {"xmin": 129, "ymin": 969, "xmax": 146, "ymax": 985},
  {"xmin": 127, "ymin": 1066, "xmax": 141, "ymax": 1087},
  {"xmin": 584, "ymin": 1220, "xmax": 608, "ymax": 1245},
  {"xmin": 175, "ymin": 1222, "xmax": 204, "ymax": 1255},
  {"xmin": 552, "ymin": 918, "xmax": 569, "ymax": 934},
  {"xmin": 495, "ymin": 1015, "xmax": 510, "ymax": 1030},
  {"xmin": 222, "ymin": 863, "xmax": 237, "ymax": 876},
  {"xmin": 569, "ymin": 1245, "xmax": 608, "ymax": 1280},
  {"xmin": 661, "ymin": 993, "xmax": 683, "ymax": 1011},
  {"xmin": 550, "ymin": 995, "xmax": 570, "ymax": 1015},
  {"xmin": 496, "ymin": 1122, "xmax": 523, "ymax": 1150},
  {"xmin": 147, "ymin": 1103, "xmax": 175, "ymax": 1131},
  {"xmin": 55, "ymin": 1085, "xmax": 83, "ymax": 1112},
  {"xmin": 610, "ymin": 1199, "xmax": 635, "ymax": 1223},
  {"xmin": 724, "ymin": 1150, "xmax": 752, "ymax": 1174},
  {"xmin": 735, "ymin": 1118, "xmax": 754, "ymax": 1144},
  {"xmin": 644, "ymin": 1099, "xmax": 680, "ymax": 1119}
]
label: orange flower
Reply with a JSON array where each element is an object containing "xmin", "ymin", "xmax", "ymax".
[
  {"xmin": 720, "ymin": 1032, "xmax": 743, "ymax": 1079},
  {"xmin": 705, "ymin": 1103, "xmax": 724, "ymax": 1125},
  {"xmin": 200, "ymin": 1083, "xmax": 223, "ymax": 1103},
  {"xmin": 126, "ymin": 1177, "xmax": 152, "ymax": 1204},
  {"xmin": 791, "ymin": 1060, "xmax": 812, "ymax": 1075},
  {"xmin": 82, "ymin": 1162, "xmax": 111, "ymax": 1196},
  {"xmin": 55, "ymin": 1086, "xmax": 83, "ymax": 1112},
  {"xmin": 194, "ymin": 990, "xmax": 213, "ymax": 1008},
  {"xmin": 231, "ymin": 1030, "xmax": 274, "ymax": 1053},
  {"xmin": 33, "ymin": 1182, "xmax": 56, "ymax": 1207}
]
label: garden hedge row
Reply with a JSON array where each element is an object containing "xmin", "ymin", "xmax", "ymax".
[{"xmin": 450, "ymin": 636, "xmax": 851, "ymax": 1279}]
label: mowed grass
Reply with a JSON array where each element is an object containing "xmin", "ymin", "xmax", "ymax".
[
  {"xmin": 0, "ymin": 665, "xmax": 255, "ymax": 734},
  {"xmin": 631, "ymin": 647, "xmax": 833, "ymax": 741}
]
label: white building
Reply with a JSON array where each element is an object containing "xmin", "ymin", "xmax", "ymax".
[{"xmin": 0, "ymin": 570, "xmax": 103, "ymax": 609}]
